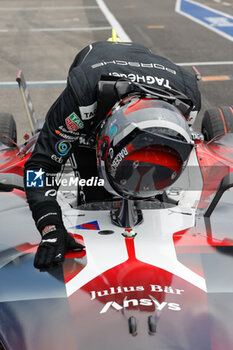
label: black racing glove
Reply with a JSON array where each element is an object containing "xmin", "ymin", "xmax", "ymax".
[{"xmin": 34, "ymin": 227, "xmax": 85, "ymax": 269}]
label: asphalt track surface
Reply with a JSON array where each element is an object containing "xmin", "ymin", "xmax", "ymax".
[{"xmin": 0, "ymin": 0, "xmax": 232, "ymax": 142}]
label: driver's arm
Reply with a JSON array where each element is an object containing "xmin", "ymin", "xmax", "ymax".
[{"xmin": 24, "ymin": 78, "xmax": 87, "ymax": 269}]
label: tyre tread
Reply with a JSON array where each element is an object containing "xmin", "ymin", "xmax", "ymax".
[
  {"xmin": 0, "ymin": 113, "xmax": 17, "ymax": 146},
  {"xmin": 202, "ymin": 106, "xmax": 233, "ymax": 141}
]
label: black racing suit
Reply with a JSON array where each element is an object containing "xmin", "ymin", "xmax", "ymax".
[{"xmin": 24, "ymin": 41, "xmax": 201, "ymax": 234}]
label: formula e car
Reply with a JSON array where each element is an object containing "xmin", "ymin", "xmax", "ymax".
[{"xmin": 0, "ymin": 70, "xmax": 233, "ymax": 350}]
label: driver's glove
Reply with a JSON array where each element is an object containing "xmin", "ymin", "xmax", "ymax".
[{"xmin": 34, "ymin": 226, "xmax": 85, "ymax": 269}]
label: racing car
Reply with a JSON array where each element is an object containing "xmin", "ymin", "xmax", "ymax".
[{"xmin": 0, "ymin": 66, "xmax": 233, "ymax": 350}]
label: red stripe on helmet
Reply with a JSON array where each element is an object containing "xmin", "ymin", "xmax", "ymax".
[
  {"xmin": 124, "ymin": 146, "xmax": 182, "ymax": 173},
  {"xmin": 124, "ymin": 98, "xmax": 157, "ymax": 115}
]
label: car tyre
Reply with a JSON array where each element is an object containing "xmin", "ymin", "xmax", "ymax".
[
  {"xmin": 0, "ymin": 113, "xmax": 17, "ymax": 146},
  {"xmin": 202, "ymin": 106, "xmax": 233, "ymax": 141}
]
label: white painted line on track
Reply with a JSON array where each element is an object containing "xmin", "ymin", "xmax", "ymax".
[
  {"xmin": 96, "ymin": 0, "xmax": 132, "ymax": 42},
  {"xmin": 0, "ymin": 27, "xmax": 111, "ymax": 33},
  {"xmin": 177, "ymin": 61, "xmax": 233, "ymax": 66},
  {"xmin": 0, "ymin": 6, "xmax": 99, "ymax": 11},
  {"xmin": 0, "ymin": 81, "xmax": 66, "ymax": 88}
]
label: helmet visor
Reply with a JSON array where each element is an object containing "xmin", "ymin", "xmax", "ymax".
[{"xmin": 107, "ymin": 145, "xmax": 183, "ymax": 199}]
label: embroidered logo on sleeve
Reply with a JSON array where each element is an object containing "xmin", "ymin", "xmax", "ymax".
[
  {"xmin": 65, "ymin": 112, "xmax": 84, "ymax": 131},
  {"xmin": 55, "ymin": 139, "xmax": 72, "ymax": 156},
  {"xmin": 79, "ymin": 101, "xmax": 97, "ymax": 120},
  {"xmin": 42, "ymin": 225, "xmax": 56, "ymax": 236}
]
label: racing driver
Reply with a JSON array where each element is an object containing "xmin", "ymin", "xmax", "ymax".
[{"xmin": 24, "ymin": 40, "xmax": 201, "ymax": 269}]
